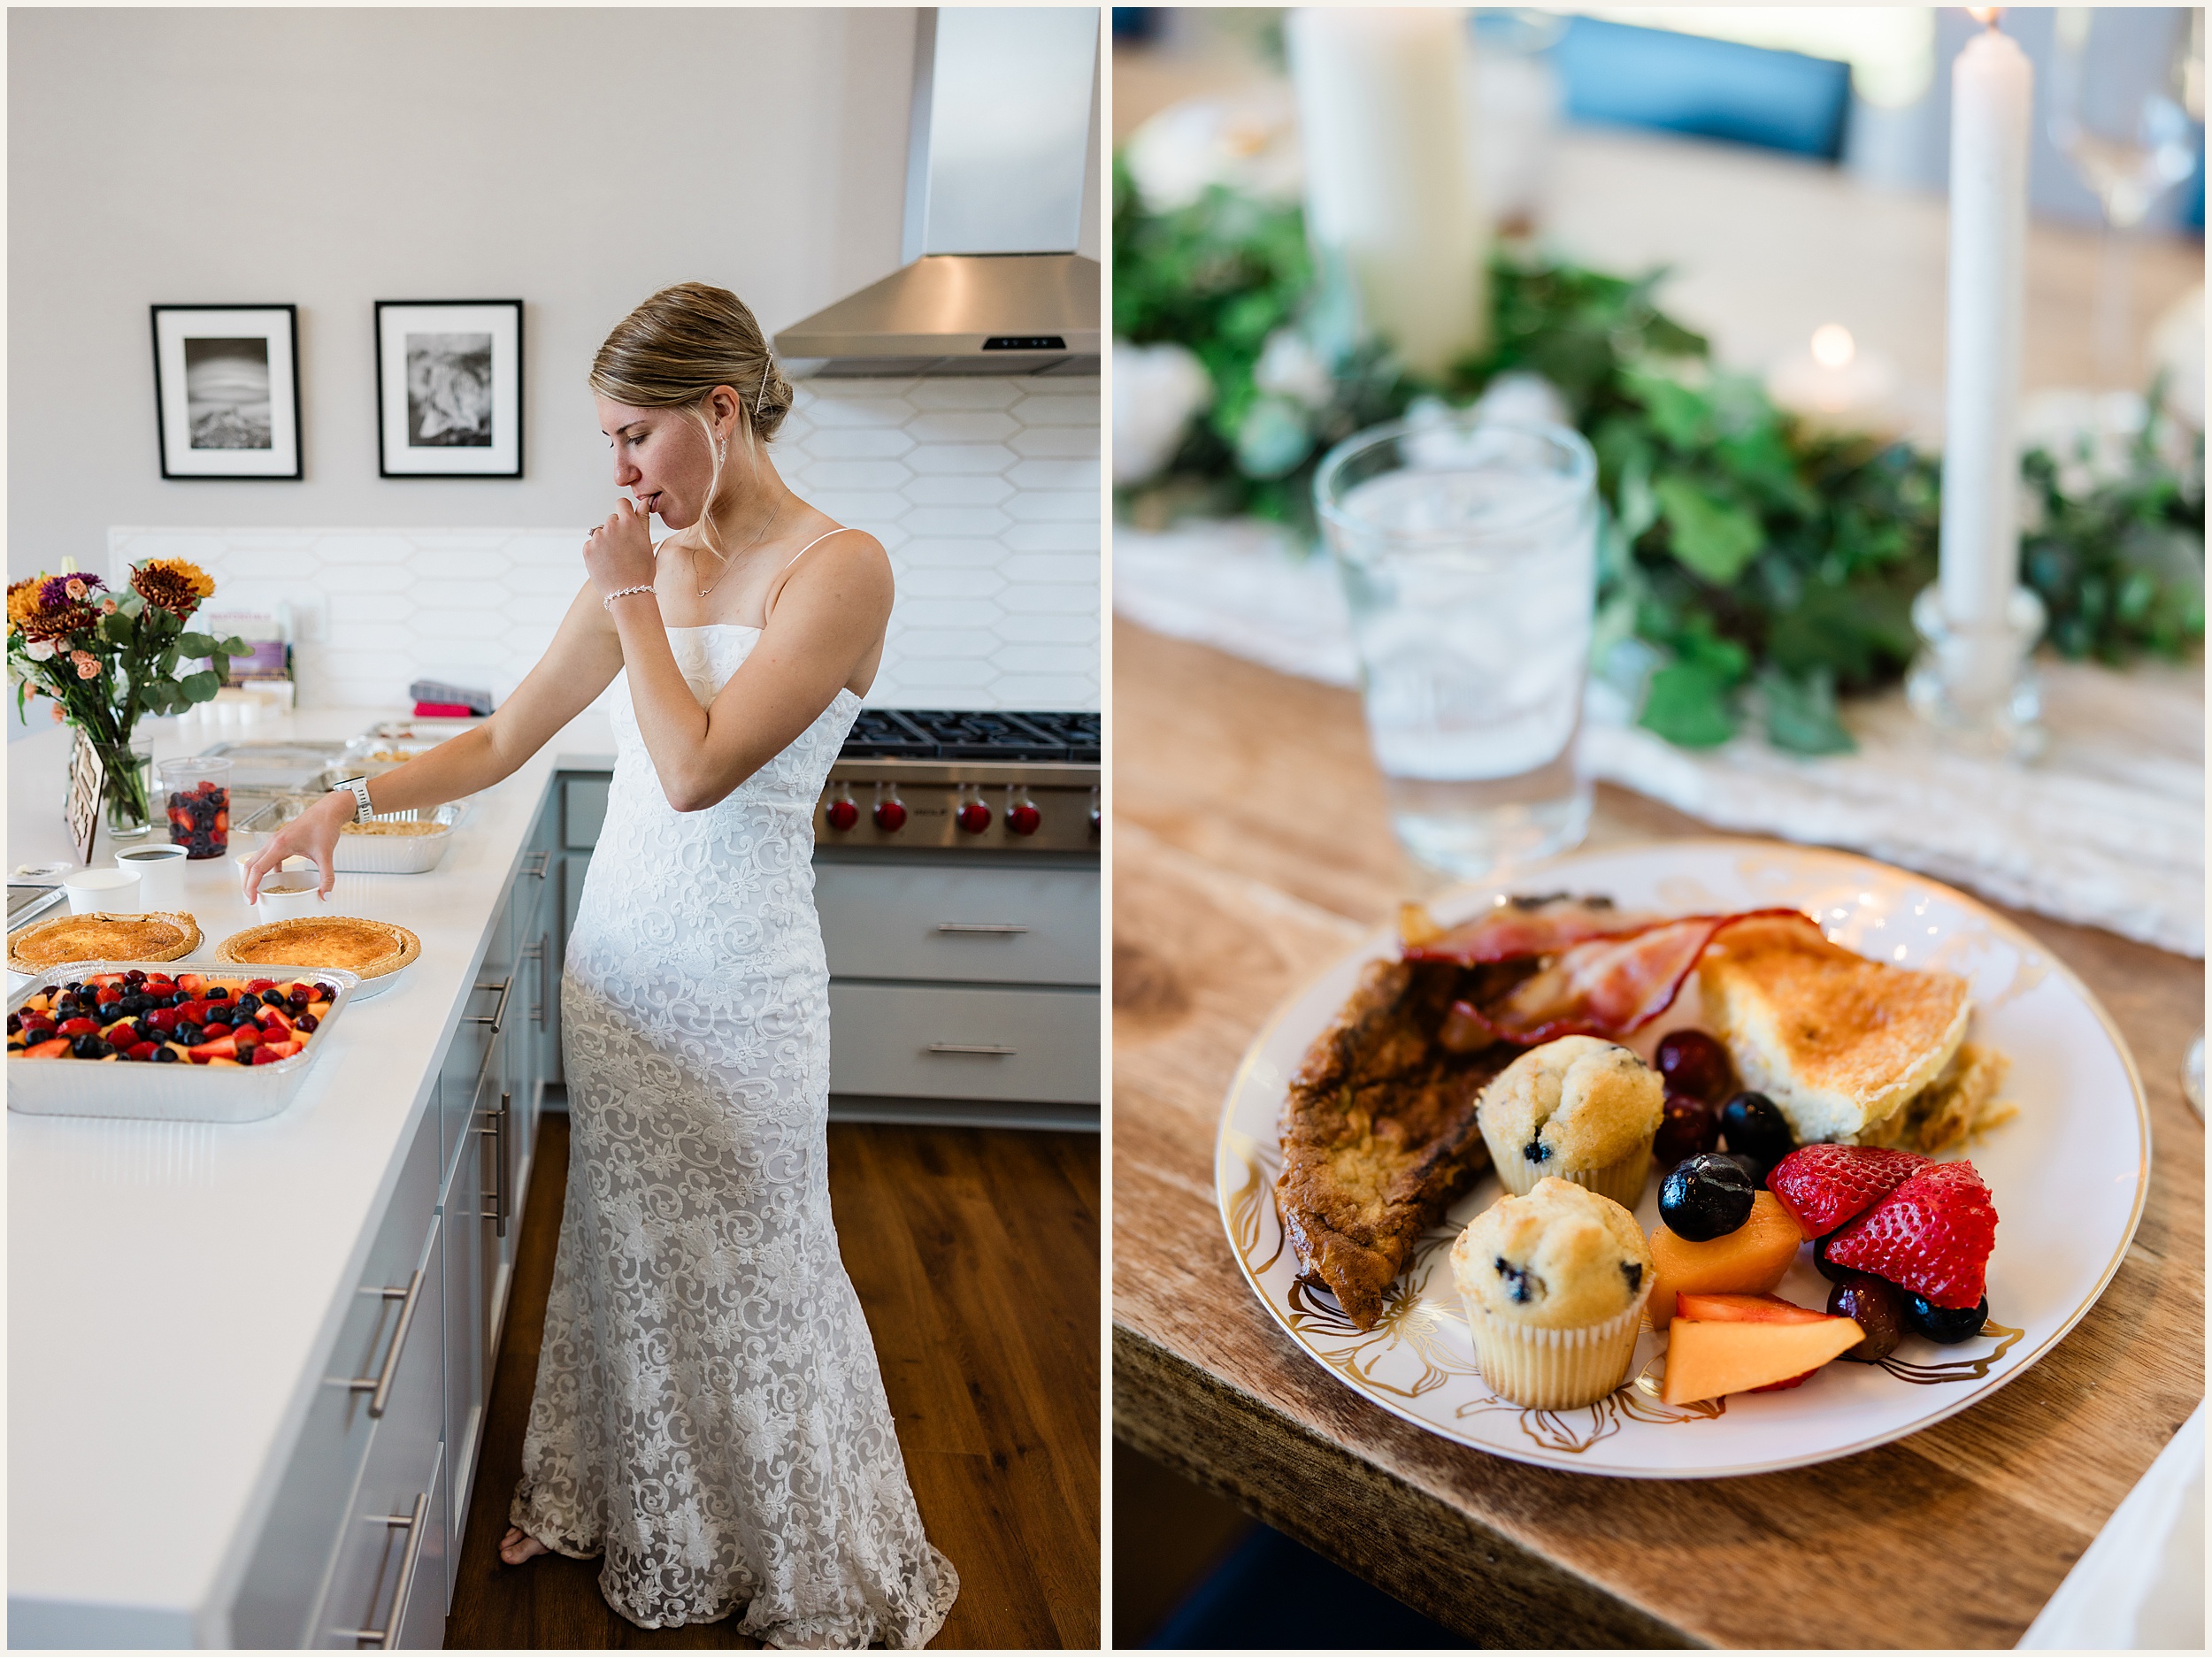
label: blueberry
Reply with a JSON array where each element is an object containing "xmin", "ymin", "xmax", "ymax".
[
  {"xmin": 175, "ymin": 1023, "xmax": 203, "ymax": 1046},
  {"xmin": 1905, "ymin": 1293, "xmax": 1989, "ymax": 1345},
  {"xmin": 1720, "ymin": 1091, "xmax": 1796, "ymax": 1168},
  {"xmin": 152, "ymin": 1046, "xmax": 178, "ymax": 1062},
  {"xmin": 262, "ymin": 989, "xmax": 288, "ymax": 1007},
  {"xmin": 1658, "ymin": 1154, "xmax": 1757, "ymax": 1241},
  {"xmin": 206, "ymin": 986, "xmax": 229, "ymax": 1000},
  {"xmin": 1620, "ymin": 1259, "xmax": 1644, "ymax": 1295},
  {"xmin": 3, "ymin": 1015, "xmax": 17, "ymax": 1037},
  {"xmin": 1522, "ymin": 1137, "xmax": 1551, "ymax": 1164},
  {"xmin": 69, "ymin": 1033, "xmax": 111, "ymax": 1060},
  {"xmin": 1493, "ymin": 1256, "xmax": 1540, "ymax": 1303},
  {"xmin": 63, "ymin": 981, "xmax": 81, "ymax": 993}
]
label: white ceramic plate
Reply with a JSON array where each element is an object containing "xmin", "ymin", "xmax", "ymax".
[{"xmin": 1215, "ymin": 840, "xmax": 2150, "ymax": 1478}]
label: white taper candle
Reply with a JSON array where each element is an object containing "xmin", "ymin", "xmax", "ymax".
[
  {"xmin": 1938, "ymin": 19, "xmax": 2033, "ymax": 630},
  {"xmin": 1286, "ymin": 7, "xmax": 1488, "ymax": 380}
]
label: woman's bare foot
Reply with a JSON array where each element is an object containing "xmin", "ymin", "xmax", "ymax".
[{"xmin": 500, "ymin": 1526, "xmax": 550, "ymax": 1565}]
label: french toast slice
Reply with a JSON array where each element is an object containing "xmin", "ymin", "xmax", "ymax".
[
  {"xmin": 1697, "ymin": 912, "xmax": 1970, "ymax": 1147},
  {"xmin": 1275, "ymin": 957, "xmax": 1513, "ymax": 1331}
]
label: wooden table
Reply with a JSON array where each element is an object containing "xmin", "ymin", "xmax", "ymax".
[{"xmin": 1110, "ymin": 619, "xmax": 2205, "ymax": 1649}]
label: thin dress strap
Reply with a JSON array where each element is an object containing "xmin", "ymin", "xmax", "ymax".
[{"xmin": 784, "ymin": 526, "xmax": 858, "ymax": 569}]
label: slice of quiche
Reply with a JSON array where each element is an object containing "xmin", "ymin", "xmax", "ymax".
[{"xmin": 1275, "ymin": 956, "xmax": 1517, "ymax": 1331}]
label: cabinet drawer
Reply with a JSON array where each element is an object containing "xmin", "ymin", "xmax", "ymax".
[
  {"xmin": 827, "ymin": 982, "xmax": 1099, "ymax": 1104},
  {"xmin": 817, "ymin": 863, "xmax": 1100, "ymax": 986},
  {"xmin": 231, "ymin": 1106, "xmax": 440, "ymax": 1648},
  {"xmin": 564, "ymin": 778, "xmax": 610, "ymax": 848},
  {"xmin": 310, "ymin": 1216, "xmax": 446, "ymax": 1648}
]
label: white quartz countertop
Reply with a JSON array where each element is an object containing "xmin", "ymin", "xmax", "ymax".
[{"xmin": 7, "ymin": 706, "xmax": 613, "ymax": 1643}]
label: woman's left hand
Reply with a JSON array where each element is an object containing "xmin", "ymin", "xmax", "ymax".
[{"xmin": 582, "ymin": 498, "xmax": 657, "ymax": 600}]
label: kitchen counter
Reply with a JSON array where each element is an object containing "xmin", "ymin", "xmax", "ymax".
[{"xmin": 7, "ymin": 705, "xmax": 611, "ymax": 1645}]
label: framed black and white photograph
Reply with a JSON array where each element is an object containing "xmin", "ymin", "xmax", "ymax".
[
  {"xmin": 375, "ymin": 299, "xmax": 523, "ymax": 477},
  {"xmin": 150, "ymin": 305, "xmax": 303, "ymax": 479}
]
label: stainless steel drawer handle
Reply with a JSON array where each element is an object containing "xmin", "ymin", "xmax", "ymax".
[
  {"xmin": 338, "ymin": 1488, "xmax": 430, "ymax": 1649},
  {"xmin": 478, "ymin": 1090, "xmax": 511, "ymax": 1237},
  {"xmin": 522, "ymin": 849, "xmax": 550, "ymax": 881},
  {"xmin": 348, "ymin": 1210, "xmax": 439, "ymax": 1419},
  {"xmin": 935, "ymin": 922, "xmax": 1028, "ymax": 934},
  {"xmin": 522, "ymin": 939, "xmax": 548, "ymax": 1031},
  {"xmin": 465, "ymin": 974, "xmax": 513, "ymax": 1032},
  {"xmin": 926, "ymin": 1042, "xmax": 1018, "ymax": 1056}
]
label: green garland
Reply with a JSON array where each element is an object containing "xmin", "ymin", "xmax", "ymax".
[{"xmin": 1115, "ymin": 165, "xmax": 2205, "ymax": 754}]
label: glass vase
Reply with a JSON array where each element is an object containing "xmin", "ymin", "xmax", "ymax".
[{"xmin": 96, "ymin": 738, "xmax": 156, "ymax": 843}]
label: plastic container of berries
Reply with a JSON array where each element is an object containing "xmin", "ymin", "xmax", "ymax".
[
  {"xmin": 5, "ymin": 962, "xmax": 361, "ymax": 1123},
  {"xmin": 234, "ymin": 797, "xmax": 463, "ymax": 875}
]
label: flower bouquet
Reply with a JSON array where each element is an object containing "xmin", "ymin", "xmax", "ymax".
[{"xmin": 7, "ymin": 559, "xmax": 247, "ymax": 840}]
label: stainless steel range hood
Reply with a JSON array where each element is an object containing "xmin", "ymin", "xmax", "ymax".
[{"xmin": 777, "ymin": 8, "xmax": 1101, "ymax": 379}]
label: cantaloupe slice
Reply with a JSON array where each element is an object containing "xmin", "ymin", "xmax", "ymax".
[
  {"xmin": 1647, "ymin": 1192, "xmax": 1805, "ymax": 1325},
  {"xmin": 1662, "ymin": 1314, "xmax": 1864, "ymax": 1405},
  {"xmin": 1674, "ymin": 1292, "xmax": 1828, "ymax": 1323}
]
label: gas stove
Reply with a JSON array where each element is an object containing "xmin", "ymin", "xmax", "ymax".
[{"xmin": 817, "ymin": 709, "xmax": 1099, "ymax": 854}]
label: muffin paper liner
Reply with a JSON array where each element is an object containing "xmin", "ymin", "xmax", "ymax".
[
  {"xmin": 1481, "ymin": 1115, "xmax": 1655, "ymax": 1209},
  {"xmin": 1463, "ymin": 1280, "xmax": 1655, "ymax": 1409}
]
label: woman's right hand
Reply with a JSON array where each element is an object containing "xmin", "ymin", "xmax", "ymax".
[{"xmin": 241, "ymin": 787, "xmax": 355, "ymax": 902}]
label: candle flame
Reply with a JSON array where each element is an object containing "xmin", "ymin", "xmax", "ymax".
[
  {"xmin": 1968, "ymin": 7, "xmax": 2002, "ymax": 26},
  {"xmin": 1811, "ymin": 325, "xmax": 1856, "ymax": 370}
]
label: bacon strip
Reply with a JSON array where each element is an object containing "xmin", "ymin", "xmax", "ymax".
[
  {"xmin": 1402, "ymin": 897, "xmax": 1650, "ymax": 965},
  {"xmin": 1445, "ymin": 908, "xmax": 1813, "ymax": 1047}
]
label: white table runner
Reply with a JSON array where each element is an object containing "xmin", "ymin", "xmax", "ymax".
[{"xmin": 1115, "ymin": 522, "xmax": 2205, "ymax": 956}]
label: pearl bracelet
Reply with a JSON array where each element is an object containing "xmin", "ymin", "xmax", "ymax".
[{"xmin": 603, "ymin": 584, "xmax": 657, "ymax": 610}]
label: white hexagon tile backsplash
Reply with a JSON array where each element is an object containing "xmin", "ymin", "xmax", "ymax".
[{"xmin": 107, "ymin": 377, "xmax": 1099, "ymax": 715}]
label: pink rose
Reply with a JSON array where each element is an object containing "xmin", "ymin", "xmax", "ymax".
[
  {"xmin": 64, "ymin": 578, "xmax": 86, "ymax": 602},
  {"xmin": 100, "ymin": 597, "xmax": 119, "ymax": 614},
  {"xmin": 72, "ymin": 650, "xmax": 98, "ymax": 679}
]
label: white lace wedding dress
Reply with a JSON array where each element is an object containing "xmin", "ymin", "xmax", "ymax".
[{"xmin": 511, "ymin": 622, "xmax": 959, "ymax": 1646}]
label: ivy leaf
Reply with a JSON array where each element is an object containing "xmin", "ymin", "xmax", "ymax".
[
  {"xmin": 1756, "ymin": 664, "xmax": 1855, "ymax": 755},
  {"xmin": 1654, "ymin": 474, "xmax": 1764, "ymax": 584},
  {"xmin": 1630, "ymin": 372, "xmax": 1712, "ymax": 450},
  {"xmin": 1638, "ymin": 658, "xmax": 1739, "ymax": 747}
]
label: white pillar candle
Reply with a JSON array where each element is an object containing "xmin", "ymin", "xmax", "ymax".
[
  {"xmin": 1938, "ymin": 18, "xmax": 2032, "ymax": 629},
  {"xmin": 1287, "ymin": 7, "xmax": 1488, "ymax": 380}
]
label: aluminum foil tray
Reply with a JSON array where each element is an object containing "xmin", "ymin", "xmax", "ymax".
[
  {"xmin": 8, "ymin": 962, "xmax": 360, "ymax": 1123},
  {"xmin": 235, "ymin": 799, "xmax": 462, "ymax": 874}
]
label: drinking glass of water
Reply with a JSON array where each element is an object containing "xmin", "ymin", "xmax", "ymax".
[{"xmin": 1314, "ymin": 412, "xmax": 1598, "ymax": 878}]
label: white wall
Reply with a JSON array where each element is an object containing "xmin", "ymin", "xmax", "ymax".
[{"xmin": 7, "ymin": 6, "xmax": 922, "ymax": 579}]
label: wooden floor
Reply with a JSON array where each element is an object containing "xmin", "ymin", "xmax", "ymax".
[{"xmin": 442, "ymin": 1113, "xmax": 1102, "ymax": 1650}]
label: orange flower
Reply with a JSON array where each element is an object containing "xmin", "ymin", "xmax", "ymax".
[
  {"xmin": 129, "ymin": 557, "xmax": 215, "ymax": 617},
  {"xmin": 71, "ymin": 649, "xmax": 99, "ymax": 679}
]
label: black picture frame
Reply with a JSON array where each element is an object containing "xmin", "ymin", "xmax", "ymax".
[
  {"xmin": 150, "ymin": 304, "xmax": 303, "ymax": 480},
  {"xmin": 374, "ymin": 299, "xmax": 524, "ymax": 478}
]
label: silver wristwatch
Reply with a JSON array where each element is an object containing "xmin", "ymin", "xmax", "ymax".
[{"xmin": 337, "ymin": 775, "xmax": 375, "ymax": 823}]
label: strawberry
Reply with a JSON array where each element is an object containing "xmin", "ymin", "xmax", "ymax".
[
  {"xmin": 188, "ymin": 1032, "xmax": 239, "ymax": 1062},
  {"xmin": 55, "ymin": 1017, "xmax": 99, "ymax": 1038},
  {"xmin": 176, "ymin": 972, "xmax": 205, "ymax": 995},
  {"xmin": 1823, "ymin": 1160, "xmax": 1997, "ymax": 1310},
  {"xmin": 21, "ymin": 1038, "xmax": 69, "ymax": 1059},
  {"xmin": 1768, "ymin": 1144, "xmax": 1930, "ymax": 1238},
  {"xmin": 244, "ymin": 978, "xmax": 277, "ymax": 995},
  {"xmin": 250, "ymin": 1042, "xmax": 289, "ymax": 1065},
  {"xmin": 126, "ymin": 1041, "xmax": 159, "ymax": 1062}
]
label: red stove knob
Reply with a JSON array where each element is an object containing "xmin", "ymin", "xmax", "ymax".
[
  {"xmin": 956, "ymin": 799, "xmax": 992, "ymax": 834},
  {"xmin": 1007, "ymin": 800, "xmax": 1041, "ymax": 836},
  {"xmin": 873, "ymin": 794, "xmax": 907, "ymax": 831},
  {"xmin": 825, "ymin": 795, "xmax": 859, "ymax": 832}
]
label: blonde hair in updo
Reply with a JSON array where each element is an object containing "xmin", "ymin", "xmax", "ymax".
[{"xmin": 590, "ymin": 282, "xmax": 794, "ymax": 564}]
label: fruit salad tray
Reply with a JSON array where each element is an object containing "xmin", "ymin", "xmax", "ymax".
[
  {"xmin": 1215, "ymin": 840, "xmax": 2150, "ymax": 1478},
  {"xmin": 7, "ymin": 962, "xmax": 360, "ymax": 1123},
  {"xmin": 234, "ymin": 797, "xmax": 464, "ymax": 874}
]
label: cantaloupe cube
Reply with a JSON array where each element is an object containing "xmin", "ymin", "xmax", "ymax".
[
  {"xmin": 1662, "ymin": 1314, "xmax": 1864, "ymax": 1405},
  {"xmin": 1648, "ymin": 1193, "xmax": 1804, "ymax": 1325}
]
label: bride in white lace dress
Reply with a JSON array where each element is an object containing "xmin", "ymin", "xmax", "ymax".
[{"xmin": 242, "ymin": 283, "xmax": 957, "ymax": 1646}]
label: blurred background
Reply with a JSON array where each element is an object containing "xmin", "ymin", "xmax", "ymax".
[{"xmin": 1110, "ymin": 5, "xmax": 2202, "ymax": 1647}]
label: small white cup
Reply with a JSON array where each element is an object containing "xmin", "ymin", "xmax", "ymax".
[
  {"xmin": 253, "ymin": 878, "xmax": 326, "ymax": 920},
  {"xmin": 63, "ymin": 866, "xmax": 142, "ymax": 915},
  {"xmin": 114, "ymin": 843, "xmax": 188, "ymax": 908}
]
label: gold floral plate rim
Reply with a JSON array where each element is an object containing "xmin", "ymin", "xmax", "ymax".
[{"xmin": 1212, "ymin": 835, "xmax": 2152, "ymax": 1479}]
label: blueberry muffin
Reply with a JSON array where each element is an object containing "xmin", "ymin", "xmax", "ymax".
[
  {"xmin": 1476, "ymin": 1035, "xmax": 1663, "ymax": 1208},
  {"xmin": 1449, "ymin": 1176, "xmax": 1656, "ymax": 1408}
]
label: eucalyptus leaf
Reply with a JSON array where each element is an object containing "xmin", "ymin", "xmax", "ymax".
[
  {"xmin": 1654, "ymin": 474, "xmax": 1763, "ymax": 585},
  {"xmin": 176, "ymin": 632, "xmax": 218, "ymax": 656},
  {"xmin": 180, "ymin": 670, "xmax": 221, "ymax": 702},
  {"xmin": 1638, "ymin": 660, "xmax": 1738, "ymax": 747}
]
